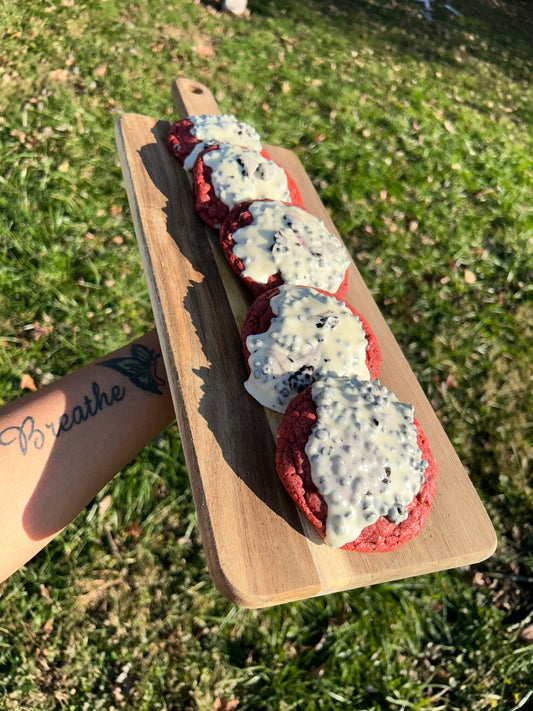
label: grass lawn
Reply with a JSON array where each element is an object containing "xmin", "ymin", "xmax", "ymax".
[{"xmin": 0, "ymin": 0, "xmax": 532, "ymax": 709}]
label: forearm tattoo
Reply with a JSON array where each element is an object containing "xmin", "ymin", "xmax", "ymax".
[
  {"xmin": 0, "ymin": 343, "xmax": 166, "ymax": 456},
  {"xmin": 96, "ymin": 343, "xmax": 165, "ymax": 394}
]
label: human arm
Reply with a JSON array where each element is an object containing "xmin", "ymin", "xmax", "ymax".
[{"xmin": 0, "ymin": 329, "xmax": 175, "ymax": 583}]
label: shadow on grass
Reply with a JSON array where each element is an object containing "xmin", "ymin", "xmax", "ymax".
[{"xmin": 246, "ymin": 0, "xmax": 533, "ymax": 76}]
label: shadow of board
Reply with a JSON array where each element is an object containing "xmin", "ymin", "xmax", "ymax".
[{"xmin": 134, "ymin": 121, "xmax": 305, "ymax": 538}]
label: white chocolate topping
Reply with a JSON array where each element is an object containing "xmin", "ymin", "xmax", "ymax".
[
  {"xmin": 305, "ymin": 376, "xmax": 428, "ymax": 548},
  {"xmin": 245, "ymin": 286, "xmax": 370, "ymax": 413},
  {"xmin": 184, "ymin": 114, "xmax": 262, "ymax": 170},
  {"xmin": 231, "ymin": 201, "xmax": 350, "ymax": 293},
  {"xmin": 202, "ymin": 146, "xmax": 291, "ymax": 211}
]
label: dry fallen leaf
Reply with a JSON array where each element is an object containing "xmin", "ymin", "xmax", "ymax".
[
  {"xmin": 464, "ymin": 269, "xmax": 477, "ymax": 284},
  {"xmin": 213, "ymin": 699, "xmax": 239, "ymax": 711},
  {"xmin": 123, "ymin": 520, "xmax": 143, "ymax": 540},
  {"xmin": 20, "ymin": 373, "xmax": 37, "ymax": 391},
  {"xmin": 98, "ymin": 494, "xmax": 113, "ymax": 517},
  {"xmin": 94, "ymin": 62, "xmax": 108, "ymax": 77},
  {"xmin": 40, "ymin": 373, "xmax": 56, "ymax": 386},
  {"xmin": 41, "ymin": 618, "xmax": 54, "ymax": 637},
  {"xmin": 112, "ymin": 687, "xmax": 125, "ymax": 702},
  {"xmin": 48, "ymin": 68, "xmax": 69, "ymax": 83},
  {"xmin": 31, "ymin": 320, "xmax": 52, "ymax": 341},
  {"xmin": 195, "ymin": 44, "xmax": 215, "ymax": 57},
  {"xmin": 518, "ymin": 623, "xmax": 533, "ymax": 645}
]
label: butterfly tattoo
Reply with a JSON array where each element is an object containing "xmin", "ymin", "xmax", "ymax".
[{"xmin": 98, "ymin": 343, "xmax": 166, "ymax": 394}]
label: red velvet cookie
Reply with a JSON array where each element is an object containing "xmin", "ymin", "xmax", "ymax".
[
  {"xmin": 167, "ymin": 114, "xmax": 263, "ymax": 171},
  {"xmin": 241, "ymin": 285, "xmax": 382, "ymax": 413},
  {"xmin": 220, "ymin": 200, "xmax": 350, "ymax": 299},
  {"xmin": 275, "ymin": 377, "xmax": 437, "ymax": 552},
  {"xmin": 193, "ymin": 145, "xmax": 302, "ymax": 229}
]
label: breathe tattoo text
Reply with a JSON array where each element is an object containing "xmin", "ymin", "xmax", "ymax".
[{"xmin": 0, "ymin": 343, "xmax": 165, "ymax": 456}]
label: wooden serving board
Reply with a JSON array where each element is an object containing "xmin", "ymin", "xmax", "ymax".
[{"xmin": 115, "ymin": 78, "xmax": 496, "ymax": 608}]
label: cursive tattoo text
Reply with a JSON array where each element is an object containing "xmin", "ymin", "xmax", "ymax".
[
  {"xmin": 0, "ymin": 381, "xmax": 125, "ymax": 456},
  {"xmin": 45, "ymin": 381, "xmax": 126, "ymax": 438},
  {"xmin": 0, "ymin": 342, "xmax": 165, "ymax": 456},
  {"xmin": 0, "ymin": 416, "xmax": 45, "ymax": 455}
]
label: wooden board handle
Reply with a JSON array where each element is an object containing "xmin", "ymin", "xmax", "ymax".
[{"xmin": 171, "ymin": 78, "xmax": 221, "ymax": 119}]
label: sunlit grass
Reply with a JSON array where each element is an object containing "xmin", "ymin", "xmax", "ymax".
[{"xmin": 0, "ymin": 0, "xmax": 531, "ymax": 709}]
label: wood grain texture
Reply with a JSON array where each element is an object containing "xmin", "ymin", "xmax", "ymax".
[{"xmin": 114, "ymin": 80, "xmax": 497, "ymax": 608}]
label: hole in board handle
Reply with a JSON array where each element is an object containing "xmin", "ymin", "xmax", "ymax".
[{"xmin": 185, "ymin": 82, "xmax": 204, "ymax": 95}]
